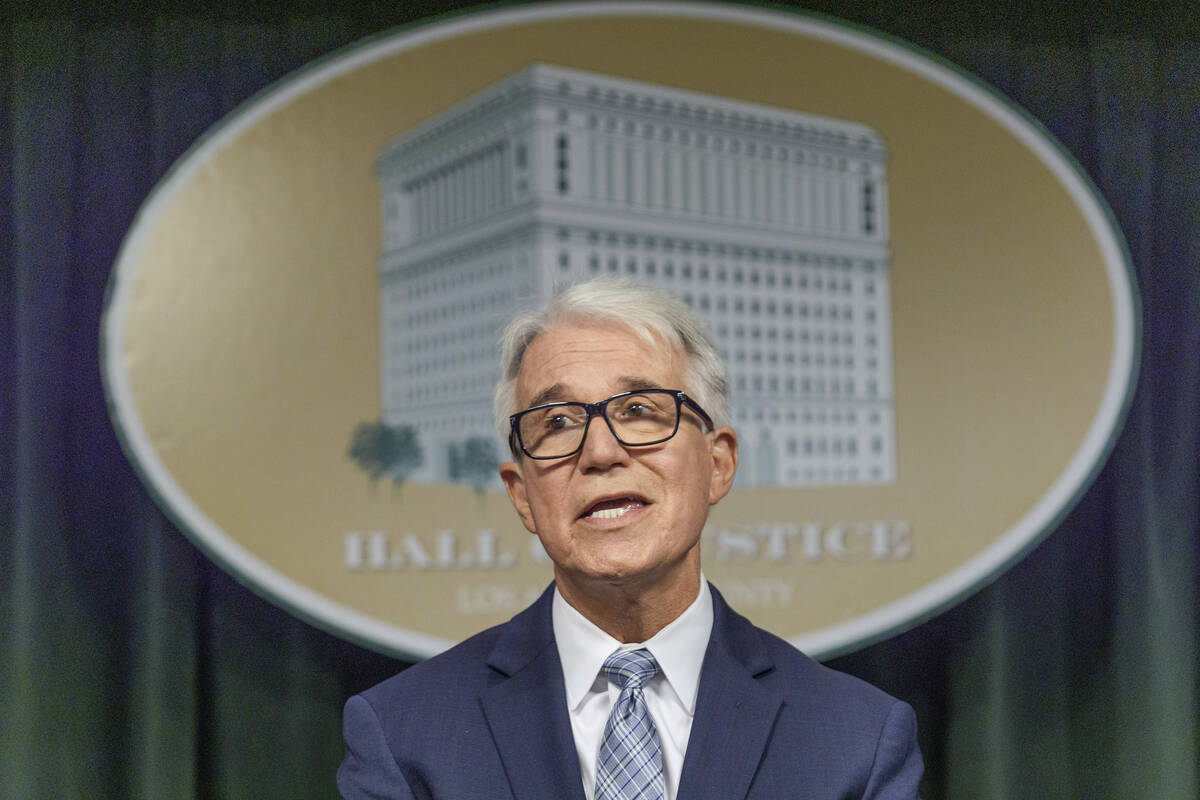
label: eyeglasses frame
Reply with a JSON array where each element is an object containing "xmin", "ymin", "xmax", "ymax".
[{"xmin": 508, "ymin": 388, "xmax": 716, "ymax": 460}]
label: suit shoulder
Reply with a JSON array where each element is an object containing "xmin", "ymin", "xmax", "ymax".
[
  {"xmin": 357, "ymin": 619, "xmax": 505, "ymax": 710},
  {"xmin": 737, "ymin": 626, "xmax": 923, "ymax": 795},
  {"xmin": 752, "ymin": 624, "xmax": 906, "ymax": 714}
]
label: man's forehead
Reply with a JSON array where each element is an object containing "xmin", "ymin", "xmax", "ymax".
[
  {"xmin": 514, "ymin": 322, "xmax": 685, "ymax": 405},
  {"xmin": 524, "ymin": 376, "xmax": 665, "ymax": 408}
]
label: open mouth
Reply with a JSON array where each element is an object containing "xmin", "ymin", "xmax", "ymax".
[{"xmin": 581, "ymin": 496, "xmax": 649, "ymax": 521}]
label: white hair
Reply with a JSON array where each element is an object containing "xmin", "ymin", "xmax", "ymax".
[{"xmin": 493, "ymin": 277, "xmax": 731, "ymax": 447}]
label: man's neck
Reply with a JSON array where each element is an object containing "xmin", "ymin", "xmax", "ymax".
[{"xmin": 554, "ymin": 567, "xmax": 701, "ymax": 643}]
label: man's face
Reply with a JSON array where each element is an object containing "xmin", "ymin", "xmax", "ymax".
[{"xmin": 499, "ymin": 321, "xmax": 738, "ymax": 599}]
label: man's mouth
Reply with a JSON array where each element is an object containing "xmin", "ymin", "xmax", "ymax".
[{"xmin": 581, "ymin": 496, "xmax": 649, "ymax": 520}]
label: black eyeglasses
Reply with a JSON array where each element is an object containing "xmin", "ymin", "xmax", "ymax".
[{"xmin": 509, "ymin": 389, "xmax": 715, "ymax": 460}]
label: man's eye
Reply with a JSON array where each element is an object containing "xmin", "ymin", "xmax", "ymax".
[
  {"xmin": 546, "ymin": 415, "xmax": 572, "ymax": 429},
  {"xmin": 625, "ymin": 403, "xmax": 648, "ymax": 417}
]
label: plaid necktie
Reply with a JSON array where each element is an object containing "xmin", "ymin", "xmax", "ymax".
[{"xmin": 595, "ymin": 648, "xmax": 667, "ymax": 800}]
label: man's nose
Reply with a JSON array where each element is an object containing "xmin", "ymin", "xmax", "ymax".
[{"xmin": 577, "ymin": 415, "xmax": 630, "ymax": 471}]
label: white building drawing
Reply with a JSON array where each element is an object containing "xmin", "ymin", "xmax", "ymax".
[{"xmin": 376, "ymin": 64, "xmax": 894, "ymax": 487}]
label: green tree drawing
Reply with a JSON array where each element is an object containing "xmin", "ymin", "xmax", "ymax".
[
  {"xmin": 386, "ymin": 424, "xmax": 422, "ymax": 496},
  {"xmin": 347, "ymin": 420, "xmax": 422, "ymax": 497},
  {"xmin": 449, "ymin": 436, "xmax": 500, "ymax": 496},
  {"xmin": 348, "ymin": 420, "xmax": 395, "ymax": 493}
]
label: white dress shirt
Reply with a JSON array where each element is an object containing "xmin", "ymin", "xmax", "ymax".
[{"xmin": 552, "ymin": 578, "xmax": 714, "ymax": 800}]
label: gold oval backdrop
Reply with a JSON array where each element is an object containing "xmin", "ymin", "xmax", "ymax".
[{"xmin": 103, "ymin": 2, "xmax": 1138, "ymax": 659}]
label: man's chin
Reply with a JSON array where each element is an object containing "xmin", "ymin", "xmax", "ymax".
[{"xmin": 562, "ymin": 555, "xmax": 691, "ymax": 592}]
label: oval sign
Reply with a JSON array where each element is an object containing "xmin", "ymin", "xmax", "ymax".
[{"xmin": 103, "ymin": 2, "xmax": 1138, "ymax": 660}]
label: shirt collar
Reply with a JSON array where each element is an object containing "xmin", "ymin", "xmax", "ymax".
[{"xmin": 553, "ymin": 577, "xmax": 714, "ymax": 716}]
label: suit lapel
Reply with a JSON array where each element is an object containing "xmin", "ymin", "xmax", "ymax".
[
  {"xmin": 480, "ymin": 586, "xmax": 587, "ymax": 800},
  {"xmin": 676, "ymin": 587, "xmax": 783, "ymax": 800}
]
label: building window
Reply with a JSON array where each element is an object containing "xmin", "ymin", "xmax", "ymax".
[
  {"xmin": 556, "ymin": 134, "xmax": 570, "ymax": 195},
  {"xmin": 862, "ymin": 180, "xmax": 875, "ymax": 234}
]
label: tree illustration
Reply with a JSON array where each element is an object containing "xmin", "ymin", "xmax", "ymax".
[
  {"xmin": 385, "ymin": 424, "xmax": 422, "ymax": 496},
  {"xmin": 347, "ymin": 420, "xmax": 422, "ymax": 497},
  {"xmin": 449, "ymin": 436, "xmax": 500, "ymax": 496},
  {"xmin": 348, "ymin": 420, "xmax": 395, "ymax": 493}
]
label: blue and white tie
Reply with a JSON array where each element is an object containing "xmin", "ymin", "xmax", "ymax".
[{"xmin": 595, "ymin": 648, "xmax": 667, "ymax": 800}]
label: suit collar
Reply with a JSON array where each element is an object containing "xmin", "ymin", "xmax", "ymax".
[
  {"xmin": 676, "ymin": 585, "xmax": 783, "ymax": 800},
  {"xmin": 481, "ymin": 584, "xmax": 587, "ymax": 800},
  {"xmin": 481, "ymin": 583, "xmax": 781, "ymax": 800},
  {"xmin": 706, "ymin": 583, "xmax": 775, "ymax": 677},
  {"xmin": 485, "ymin": 583, "xmax": 558, "ymax": 677}
]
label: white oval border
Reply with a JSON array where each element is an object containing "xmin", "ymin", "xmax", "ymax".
[{"xmin": 102, "ymin": 1, "xmax": 1140, "ymax": 661}]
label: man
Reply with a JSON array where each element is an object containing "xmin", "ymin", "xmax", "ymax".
[{"xmin": 339, "ymin": 278, "xmax": 923, "ymax": 799}]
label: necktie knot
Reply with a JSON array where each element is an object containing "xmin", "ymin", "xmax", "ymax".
[{"xmin": 602, "ymin": 648, "xmax": 659, "ymax": 692}]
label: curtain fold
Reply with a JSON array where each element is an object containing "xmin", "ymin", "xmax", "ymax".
[{"xmin": 3, "ymin": 4, "xmax": 1197, "ymax": 798}]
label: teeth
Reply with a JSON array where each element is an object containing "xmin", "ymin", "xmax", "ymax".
[{"xmin": 589, "ymin": 506, "xmax": 631, "ymax": 520}]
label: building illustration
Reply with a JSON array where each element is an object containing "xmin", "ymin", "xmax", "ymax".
[{"xmin": 375, "ymin": 64, "xmax": 894, "ymax": 487}]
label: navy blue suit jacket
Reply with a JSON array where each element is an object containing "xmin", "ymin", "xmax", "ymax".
[{"xmin": 338, "ymin": 584, "xmax": 922, "ymax": 799}]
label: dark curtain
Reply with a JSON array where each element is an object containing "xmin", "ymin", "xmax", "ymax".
[{"xmin": 2, "ymin": 3, "xmax": 1196, "ymax": 798}]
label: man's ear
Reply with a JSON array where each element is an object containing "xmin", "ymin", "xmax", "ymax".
[
  {"xmin": 707, "ymin": 427, "xmax": 738, "ymax": 505},
  {"xmin": 500, "ymin": 460, "xmax": 537, "ymax": 534}
]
